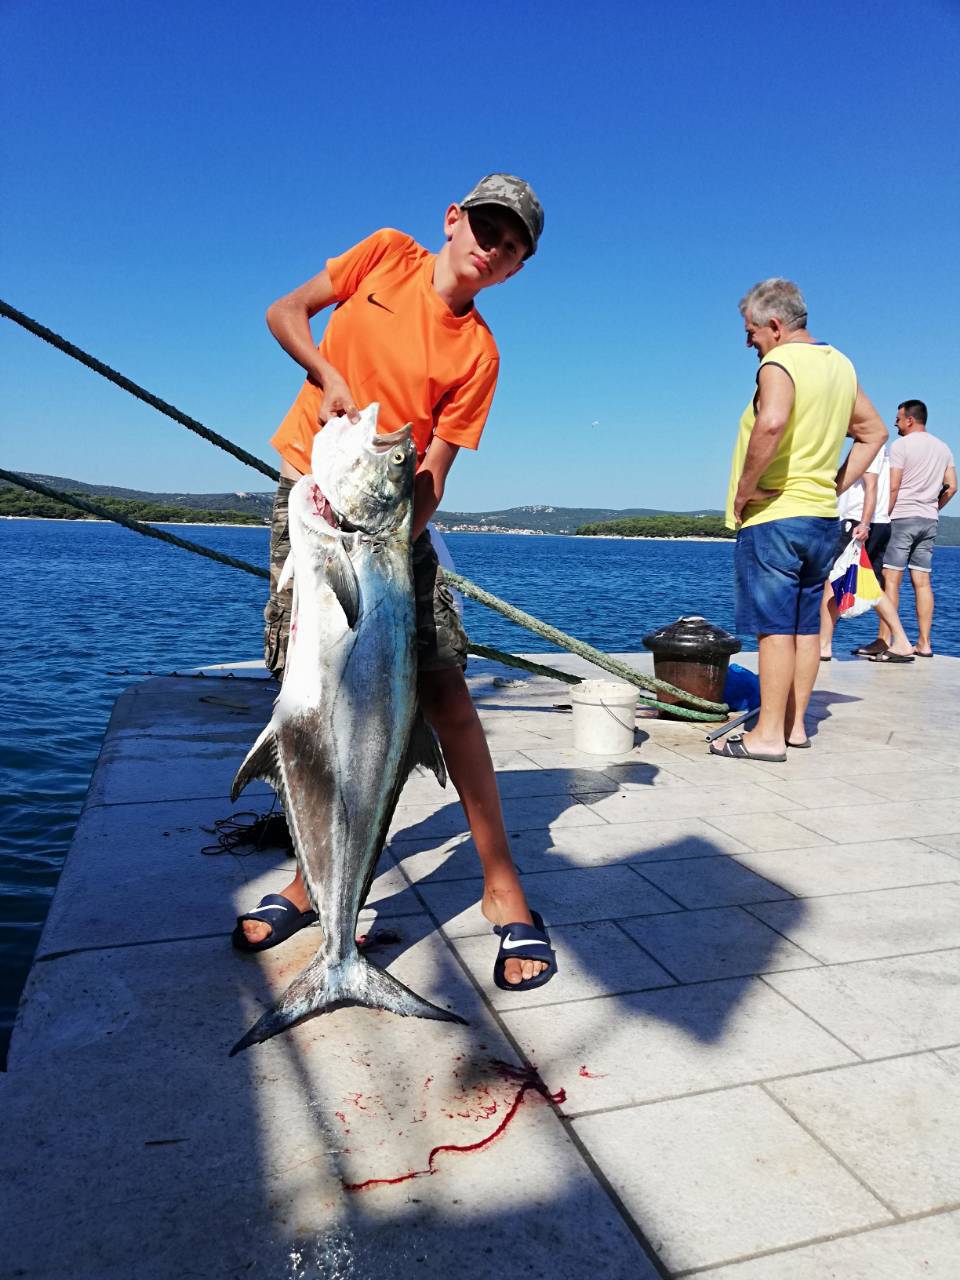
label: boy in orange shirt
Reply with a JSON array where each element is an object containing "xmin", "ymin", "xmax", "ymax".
[{"xmin": 235, "ymin": 175, "xmax": 556, "ymax": 992}]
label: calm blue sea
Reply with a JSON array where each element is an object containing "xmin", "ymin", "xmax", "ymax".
[{"xmin": 3, "ymin": 518, "xmax": 959, "ymax": 1063}]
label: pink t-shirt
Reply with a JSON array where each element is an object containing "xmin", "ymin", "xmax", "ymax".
[{"xmin": 889, "ymin": 431, "xmax": 955, "ymax": 520}]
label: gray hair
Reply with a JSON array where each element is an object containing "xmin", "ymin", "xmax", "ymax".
[{"xmin": 739, "ymin": 278, "xmax": 808, "ymax": 330}]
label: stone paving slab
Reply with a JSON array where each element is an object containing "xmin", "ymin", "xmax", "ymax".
[
  {"xmin": 769, "ymin": 1052, "xmax": 960, "ymax": 1215},
  {"xmin": 919, "ymin": 832, "xmax": 960, "ymax": 860},
  {"xmin": 34, "ymin": 794, "xmax": 274, "ymax": 957},
  {"xmin": 850, "ymin": 768, "xmax": 960, "ymax": 802},
  {"xmin": 736, "ymin": 839, "xmax": 960, "ymax": 898},
  {"xmin": 702, "ymin": 810, "xmax": 829, "ymax": 851},
  {"xmin": 633, "ymin": 854, "xmax": 793, "ymax": 909},
  {"xmin": 11, "ymin": 654, "xmax": 960, "ymax": 1277},
  {"xmin": 388, "ymin": 816, "xmax": 756, "ymax": 886},
  {"xmin": 502, "ymin": 979, "xmax": 855, "ymax": 1113},
  {"xmin": 742, "ymin": 745, "xmax": 945, "ymax": 780},
  {"xmin": 764, "ymin": 949, "xmax": 960, "ymax": 1057},
  {"xmin": 692, "ymin": 1210, "xmax": 960, "ymax": 1279},
  {"xmin": 619, "ymin": 906, "xmax": 818, "ymax": 983},
  {"xmin": 780, "ymin": 798, "xmax": 960, "ymax": 843},
  {"xmin": 580, "ymin": 779, "xmax": 790, "ymax": 823},
  {"xmin": 747, "ymin": 883, "xmax": 960, "ymax": 963},
  {"xmin": 573, "ymin": 1086, "xmax": 889, "ymax": 1273},
  {"xmin": 413, "ymin": 864, "xmax": 681, "ymax": 937}
]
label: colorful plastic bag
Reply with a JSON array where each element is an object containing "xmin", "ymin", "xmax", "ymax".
[{"xmin": 829, "ymin": 537, "xmax": 883, "ymax": 619}]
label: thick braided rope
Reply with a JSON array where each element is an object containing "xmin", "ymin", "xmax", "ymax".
[
  {"xmin": 444, "ymin": 569, "xmax": 727, "ymax": 714},
  {"xmin": 0, "ymin": 299, "xmax": 279, "ymax": 482},
  {"xmin": 465, "ymin": 643, "xmax": 724, "ymax": 721},
  {"xmin": 0, "ymin": 469, "xmax": 270, "ymax": 580}
]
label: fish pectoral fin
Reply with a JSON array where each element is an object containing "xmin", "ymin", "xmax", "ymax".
[
  {"xmin": 404, "ymin": 711, "xmax": 447, "ymax": 788},
  {"xmin": 323, "ymin": 542, "xmax": 360, "ymax": 628},
  {"xmin": 231, "ymin": 723, "xmax": 282, "ymax": 801}
]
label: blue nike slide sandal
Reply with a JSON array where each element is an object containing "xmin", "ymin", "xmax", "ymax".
[
  {"xmin": 231, "ymin": 893, "xmax": 318, "ymax": 952},
  {"xmin": 492, "ymin": 909, "xmax": 557, "ymax": 992}
]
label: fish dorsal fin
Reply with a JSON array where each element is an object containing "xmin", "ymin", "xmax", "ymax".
[
  {"xmin": 232, "ymin": 722, "xmax": 282, "ymax": 801},
  {"xmin": 324, "ymin": 541, "xmax": 360, "ymax": 628},
  {"xmin": 404, "ymin": 711, "xmax": 447, "ymax": 788}
]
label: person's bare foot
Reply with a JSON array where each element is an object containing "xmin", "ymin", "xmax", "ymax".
[
  {"xmin": 739, "ymin": 728, "xmax": 786, "ymax": 757},
  {"xmin": 481, "ymin": 883, "xmax": 547, "ymax": 986},
  {"xmin": 241, "ymin": 873, "xmax": 312, "ymax": 944}
]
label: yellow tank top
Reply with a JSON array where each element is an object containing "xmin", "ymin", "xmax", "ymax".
[{"xmin": 725, "ymin": 342, "xmax": 857, "ymax": 529}]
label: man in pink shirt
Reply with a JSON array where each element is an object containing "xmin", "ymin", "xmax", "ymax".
[{"xmin": 882, "ymin": 400, "xmax": 957, "ymax": 656}]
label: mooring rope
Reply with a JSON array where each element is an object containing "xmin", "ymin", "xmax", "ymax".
[
  {"xmin": 444, "ymin": 570, "xmax": 726, "ymax": 713},
  {"xmin": 2, "ymin": 469, "xmax": 727, "ymax": 720},
  {"xmin": 0, "ymin": 469, "xmax": 271, "ymax": 580},
  {"xmin": 0, "ymin": 299, "xmax": 280, "ymax": 482},
  {"xmin": 1, "ymin": 299, "xmax": 729, "ymax": 719}
]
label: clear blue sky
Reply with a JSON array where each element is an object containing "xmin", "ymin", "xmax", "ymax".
[{"xmin": 2, "ymin": 0, "xmax": 958, "ymax": 512}]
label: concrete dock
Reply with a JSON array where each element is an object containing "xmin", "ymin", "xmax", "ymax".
[{"xmin": 4, "ymin": 650, "xmax": 960, "ymax": 1278}]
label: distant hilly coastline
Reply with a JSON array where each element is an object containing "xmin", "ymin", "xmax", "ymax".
[{"xmin": 3, "ymin": 473, "xmax": 960, "ymax": 544}]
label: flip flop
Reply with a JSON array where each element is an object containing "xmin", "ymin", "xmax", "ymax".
[
  {"xmin": 914, "ymin": 651, "xmax": 934, "ymax": 658},
  {"xmin": 232, "ymin": 893, "xmax": 318, "ymax": 952},
  {"xmin": 869, "ymin": 651, "xmax": 915, "ymax": 663},
  {"xmin": 787, "ymin": 740, "xmax": 812, "ymax": 749},
  {"xmin": 819, "ymin": 656, "xmax": 832, "ymax": 662},
  {"xmin": 493, "ymin": 910, "xmax": 557, "ymax": 992},
  {"xmin": 709, "ymin": 734, "xmax": 787, "ymax": 763},
  {"xmin": 851, "ymin": 640, "xmax": 887, "ymax": 657}
]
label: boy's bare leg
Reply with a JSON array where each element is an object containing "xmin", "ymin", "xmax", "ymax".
[
  {"xmin": 910, "ymin": 569, "xmax": 934, "ymax": 654},
  {"xmin": 819, "ymin": 585, "xmax": 837, "ymax": 659},
  {"xmin": 419, "ymin": 666, "xmax": 546, "ymax": 986},
  {"xmin": 243, "ymin": 669, "xmax": 547, "ymax": 983},
  {"xmin": 784, "ymin": 634, "xmax": 821, "ymax": 746},
  {"xmin": 740, "ymin": 633, "xmax": 793, "ymax": 756}
]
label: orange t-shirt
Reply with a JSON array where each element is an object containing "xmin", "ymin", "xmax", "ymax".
[{"xmin": 270, "ymin": 228, "xmax": 500, "ymax": 473}]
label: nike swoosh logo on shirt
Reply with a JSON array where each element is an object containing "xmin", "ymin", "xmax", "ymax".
[
  {"xmin": 500, "ymin": 934, "xmax": 550, "ymax": 949},
  {"xmin": 367, "ymin": 292, "xmax": 394, "ymax": 313}
]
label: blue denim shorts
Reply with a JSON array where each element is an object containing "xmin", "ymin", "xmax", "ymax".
[{"xmin": 735, "ymin": 517, "xmax": 838, "ymax": 636}]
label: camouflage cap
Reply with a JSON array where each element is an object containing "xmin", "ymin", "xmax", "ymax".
[{"xmin": 459, "ymin": 173, "xmax": 544, "ymax": 257}]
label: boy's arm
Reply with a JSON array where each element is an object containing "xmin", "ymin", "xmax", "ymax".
[
  {"xmin": 266, "ymin": 269, "xmax": 359, "ymax": 424},
  {"xmin": 412, "ymin": 438, "xmax": 460, "ymax": 540},
  {"xmin": 837, "ymin": 387, "xmax": 887, "ymax": 492}
]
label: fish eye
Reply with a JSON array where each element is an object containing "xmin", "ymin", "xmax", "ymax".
[{"xmin": 391, "ymin": 449, "xmax": 405, "ymax": 465}]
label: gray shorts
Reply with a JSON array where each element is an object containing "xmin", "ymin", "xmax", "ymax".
[
  {"xmin": 884, "ymin": 517, "xmax": 938, "ymax": 574},
  {"xmin": 263, "ymin": 478, "xmax": 468, "ymax": 679}
]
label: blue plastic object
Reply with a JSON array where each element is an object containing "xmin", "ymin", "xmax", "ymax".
[{"xmin": 723, "ymin": 663, "xmax": 760, "ymax": 712}]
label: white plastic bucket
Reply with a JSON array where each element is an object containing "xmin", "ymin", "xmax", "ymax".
[{"xmin": 570, "ymin": 679, "xmax": 638, "ymax": 755}]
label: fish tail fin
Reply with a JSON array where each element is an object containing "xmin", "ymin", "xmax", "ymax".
[
  {"xmin": 229, "ymin": 953, "xmax": 466, "ymax": 1056},
  {"xmin": 231, "ymin": 723, "xmax": 281, "ymax": 802}
]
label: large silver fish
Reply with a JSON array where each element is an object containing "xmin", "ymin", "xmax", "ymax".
[{"xmin": 230, "ymin": 403, "xmax": 465, "ymax": 1055}]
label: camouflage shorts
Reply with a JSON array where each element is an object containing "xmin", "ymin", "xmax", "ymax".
[{"xmin": 263, "ymin": 478, "xmax": 468, "ymax": 680}]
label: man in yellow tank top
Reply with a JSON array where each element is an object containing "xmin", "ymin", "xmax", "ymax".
[{"xmin": 712, "ymin": 279, "xmax": 887, "ymax": 761}]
